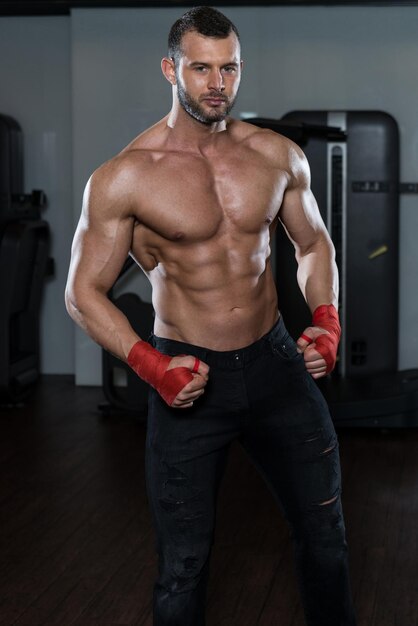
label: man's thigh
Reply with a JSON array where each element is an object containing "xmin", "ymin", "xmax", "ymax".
[
  {"xmin": 241, "ymin": 336, "xmax": 342, "ymax": 528},
  {"xmin": 145, "ymin": 372, "xmax": 241, "ymax": 581}
]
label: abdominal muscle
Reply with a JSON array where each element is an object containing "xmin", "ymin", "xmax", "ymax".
[{"xmin": 144, "ymin": 239, "xmax": 280, "ymax": 351}]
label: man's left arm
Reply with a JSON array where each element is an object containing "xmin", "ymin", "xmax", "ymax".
[{"xmin": 279, "ymin": 143, "xmax": 341, "ymax": 379}]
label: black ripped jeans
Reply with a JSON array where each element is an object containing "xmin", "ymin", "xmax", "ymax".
[{"xmin": 146, "ymin": 316, "xmax": 357, "ymax": 626}]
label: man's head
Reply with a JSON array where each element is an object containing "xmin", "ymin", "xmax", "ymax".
[
  {"xmin": 163, "ymin": 7, "xmax": 242, "ymax": 125},
  {"xmin": 168, "ymin": 6, "xmax": 240, "ymax": 66}
]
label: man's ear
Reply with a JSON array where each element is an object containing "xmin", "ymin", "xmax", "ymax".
[{"xmin": 161, "ymin": 57, "xmax": 177, "ymax": 85}]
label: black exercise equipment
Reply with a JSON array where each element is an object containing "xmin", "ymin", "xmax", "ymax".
[
  {"xmin": 279, "ymin": 110, "xmax": 399, "ymax": 379},
  {"xmin": 0, "ymin": 114, "xmax": 51, "ymax": 404}
]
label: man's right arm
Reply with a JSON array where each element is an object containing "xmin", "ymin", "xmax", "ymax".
[
  {"xmin": 65, "ymin": 161, "xmax": 139, "ymax": 360},
  {"xmin": 65, "ymin": 160, "xmax": 209, "ymax": 407}
]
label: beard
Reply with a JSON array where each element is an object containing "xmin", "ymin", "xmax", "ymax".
[{"xmin": 176, "ymin": 73, "xmax": 238, "ymax": 125}]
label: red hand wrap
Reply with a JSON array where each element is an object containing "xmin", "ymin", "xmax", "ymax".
[
  {"xmin": 300, "ymin": 333, "xmax": 314, "ymax": 345},
  {"xmin": 312, "ymin": 304, "xmax": 341, "ymax": 374},
  {"xmin": 127, "ymin": 341, "xmax": 194, "ymax": 406}
]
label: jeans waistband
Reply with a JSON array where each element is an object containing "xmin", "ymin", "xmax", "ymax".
[{"xmin": 150, "ymin": 315, "xmax": 288, "ymax": 369}]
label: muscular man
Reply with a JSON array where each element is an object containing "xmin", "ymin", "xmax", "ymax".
[{"xmin": 66, "ymin": 7, "xmax": 356, "ymax": 625}]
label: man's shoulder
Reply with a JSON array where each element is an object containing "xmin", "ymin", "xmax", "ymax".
[
  {"xmin": 86, "ymin": 121, "xmax": 169, "ymax": 218},
  {"xmin": 92, "ymin": 127, "xmax": 162, "ymax": 189},
  {"xmin": 90, "ymin": 152, "xmax": 139, "ymax": 195},
  {"xmin": 85, "ymin": 149, "xmax": 149, "ymax": 218},
  {"xmin": 231, "ymin": 119, "xmax": 303, "ymax": 164},
  {"xmin": 229, "ymin": 120, "xmax": 311, "ymax": 190}
]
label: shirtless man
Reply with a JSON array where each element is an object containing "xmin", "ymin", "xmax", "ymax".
[{"xmin": 66, "ymin": 7, "xmax": 356, "ymax": 625}]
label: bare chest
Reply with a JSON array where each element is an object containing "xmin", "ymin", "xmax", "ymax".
[{"xmin": 135, "ymin": 151, "xmax": 288, "ymax": 242}]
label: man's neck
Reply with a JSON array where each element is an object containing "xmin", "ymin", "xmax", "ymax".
[{"xmin": 165, "ymin": 104, "xmax": 229, "ymax": 153}]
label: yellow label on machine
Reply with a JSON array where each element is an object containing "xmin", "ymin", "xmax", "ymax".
[{"xmin": 368, "ymin": 245, "xmax": 388, "ymax": 260}]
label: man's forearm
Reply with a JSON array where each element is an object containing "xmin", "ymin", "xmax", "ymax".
[
  {"xmin": 296, "ymin": 236, "xmax": 339, "ymax": 312},
  {"xmin": 295, "ymin": 236, "xmax": 341, "ymax": 376},
  {"xmin": 66, "ymin": 287, "xmax": 207, "ymax": 407},
  {"xmin": 65, "ymin": 288, "xmax": 140, "ymax": 361}
]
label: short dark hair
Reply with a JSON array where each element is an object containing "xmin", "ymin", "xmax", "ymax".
[{"xmin": 168, "ymin": 6, "xmax": 240, "ymax": 63}]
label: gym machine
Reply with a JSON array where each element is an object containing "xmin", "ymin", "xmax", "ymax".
[{"xmin": 0, "ymin": 114, "xmax": 51, "ymax": 404}]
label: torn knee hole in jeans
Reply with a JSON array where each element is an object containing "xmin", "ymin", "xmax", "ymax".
[
  {"xmin": 158, "ymin": 497, "xmax": 204, "ymax": 518},
  {"xmin": 314, "ymin": 487, "xmax": 340, "ymax": 508},
  {"xmin": 158, "ymin": 493, "xmax": 204, "ymax": 522},
  {"xmin": 303, "ymin": 427, "xmax": 324, "ymax": 443},
  {"xmin": 320, "ymin": 440, "xmax": 337, "ymax": 456},
  {"xmin": 159, "ymin": 461, "xmax": 203, "ymax": 519},
  {"xmin": 161, "ymin": 461, "xmax": 188, "ymax": 486},
  {"xmin": 318, "ymin": 494, "xmax": 339, "ymax": 506},
  {"xmin": 303, "ymin": 431, "xmax": 338, "ymax": 456}
]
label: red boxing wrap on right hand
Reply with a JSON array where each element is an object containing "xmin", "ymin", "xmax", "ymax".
[
  {"xmin": 127, "ymin": 341, "xmax": 194, "ymax": 406},
  {"xmin": 312, "ymin": 304, "xmax": 341, "ymax": 374}
]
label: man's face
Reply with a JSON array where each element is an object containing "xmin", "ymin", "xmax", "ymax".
[{"xmin": 174, "ymin": 30, "xmax": 242, "ymax": 125}]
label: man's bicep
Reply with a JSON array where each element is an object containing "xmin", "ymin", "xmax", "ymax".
[
  {"xmin": 70, "ymin": 216, "xmax": 133, "ymax": 293},
  {"xmin": 279, "ymin": 185, "xmax": 327, "ymax": 253},
  {"xmin": 278, "ymin": 143, "xmax": 330, "ymax": 251},
  {"xmin": 67, "ymin": 175, "xmax": 134, "ymax": 298}
]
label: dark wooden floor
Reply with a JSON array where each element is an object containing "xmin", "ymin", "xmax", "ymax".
[{"xmin": 1, "ymin": 376, "xmax": 417, "ymax": 626}]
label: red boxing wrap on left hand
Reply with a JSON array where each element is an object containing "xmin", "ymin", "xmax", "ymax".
[{"xmin": 312, "ymin": 304, "xmax": 341, "ymax": 374}]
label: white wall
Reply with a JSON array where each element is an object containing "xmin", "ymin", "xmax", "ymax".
[
  {"xmin": 0, "ymin": 16, "xmax": 74, "ymax": 374},
  {"xmin": 2, "ymin": 7, "xmax": 418, "ymax": 382}
]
